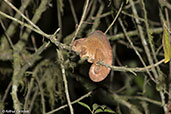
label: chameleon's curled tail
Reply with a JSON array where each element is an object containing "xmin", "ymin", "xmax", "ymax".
[{"xmin": 89, "ymin": 63, "xmax": 111, "ymax": 82}]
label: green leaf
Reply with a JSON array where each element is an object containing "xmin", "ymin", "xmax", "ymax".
[
  {"xmin": 92, "ymin": 103, "xmax": 99, "ymax": 111},
  {"xmin": 94, "ymin": 108, "xmax": 103, "ymax": 113},
  {"xmin": 104, "ymin": 108, "xmax": 116, "ymax": 113},
  {"xmin": 58, "ymin": 0, "xmax": 64, "ymax": 14},
  {"xmin": 78, "ymin": 102, "xmax": 91, "ymax": 111},
  {"xmin": 100, "ymin": 105, "xmax": 106, "ymax": 110},
  {"xmin": 126, "ymin": 0, "xmax": 129, "ymax": 4},
  {"xmin": 162, "ymin": 26, "xmax": 171, "ymax": 63}
]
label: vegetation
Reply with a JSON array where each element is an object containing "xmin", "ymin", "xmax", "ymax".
[{"xmin": 0, "ymin": 0, "xmax": 171, "ymax": 114}]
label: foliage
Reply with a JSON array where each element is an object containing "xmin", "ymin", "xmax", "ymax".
[
  {"xmin": 0, "ymin": 0, "xmax": 171, "ymax": 114},
  {"xmin": 162, "ymin": 25, "xmax": 171, "ymax": 63},
  {"xmin": 78, "ymin": 102, "xmax": 115, "ymax": 114}
]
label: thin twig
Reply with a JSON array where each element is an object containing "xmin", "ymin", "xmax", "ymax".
[
  {"xmin": 0, "ymin": 0, "xmax": 31, "ymax": 50},
  {"xmin": 11, "ymin": 84, "xmax": 21, "ymax": 111},
  {"xmin": 98, "ymin": 59, "xmax": 165, "ymax": 73},
  {"xmin": 126, "ymin": 96, "xmax": 162, "ymax": 106},
  {"xmin": 112, "ymin": 93, "xmax": 142, "ymax": 114},
  {"xmin": 31, "ymin": 35, "xmax": 38, "ymax": 51},
  {"xmin": 29, "ymin": 89, "xmax": 38, "ymax": 113},
  {"xmin": 87, "ymin": 0, "xmax": 96, "ymax": 20},
  {"xmin": 2, "ymin": 0, "xmax": 53, "ymax": 40},
  {"xmin": 92, "ymin": 10, "xmax": 145, "ymax": 22},
  {"xmin": 69, "ymin": 0, "xmax": 78, "ymax": 24},
  {"xmin": 91, "ymin": 1, "xmax": 104, "ymax": 32},
  {"xmin": 118, "ymin": 18, "xmax": 156, "ymax": 81},
  {"xmin": 2, "ymin": 81, "xmax": 12, "ymax": 103},
  {"xmin": 46, "ymin": 91, "xmax": 92, "ymax": 114},
  {"xmin": 0, "ymin": 11, "xmax": 50, "ymax": 38},
  {"xmin": 57, "ymin": 0, "xmax": 62, "ymax": 41},
  {"xmin": 129, "ymin": 0, "xmax": 158, "ymax": 81},
  {"xmin": 3, "ymin": 0, "xmax": 42, "ymax": 32},
  {"xmin": 159, "ymin": 0, "xmax": 171, "ymax": 10},
  {"xmin": 92, "ymin": 11, "xmax": 111, "ymax": 20},
  {"xmin": 36, "ymin": 77, "xmax": 46, "ymax": 114},
  {"xmin": 141, "ymin": 0, "xmax": 167, "ymax": 113},
  {"xmin": 57, "ymin": 50, "xmax": 74, "ymax": 114},
  {"xmin": 0, "ymin": 19, "xmax": 14, "ymax": 49},
  {"xmin": 108, "ymin": 27, "xmax": 163, "ymax": 40},
  {"xmin": 117, "ymin": 40, "xmax": 143, "ymax": 52},
  {"xmin": 0, "ymin": 9, "xmax": 163, "ymax": 54},
  {"xmin": 22, "ymin": 0, "xmax": 51, "ymax": 41},
  {"xmin": 28, "ymin": 69, "xmax": 48, "ymax": 114},
  {"xmin": 0, "ymin": 11, "xmax": 72, "ymax": 51},
  {"xmin": 105, "ymin": 2, "xmax": 123, "ymax": 34},
  {"xmin": 24, "ymin": 78, "xmax": 34, "ymax": 112},
  {"xmin": 121, "ymin": 10, "xmax": 145, "ymax": 22},
  {"xmin": 141, "ymin": 0, "xmax": 160, "ymax": 73},
  {"xmin": 71, "ymin": 0, "xmax": 89, "ymax": 44}
]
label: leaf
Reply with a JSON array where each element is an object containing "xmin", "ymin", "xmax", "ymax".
[
  {"xmin": 94, "ymin": 108, "xmax": 103, "ymax": 113},
  {"xmin": 100, "ymin": 105, "xmax": 106, "ymax": 110},
  {"xmin": 58, "ymin": 0, "xmax": 64, "ymax": 14},
  {"xmin": 78, "ymin": 102, "xmax": 91, "ymax": 111},
  {"xmin": 104, "ymin": 108, "xmax": 116, "ymax": 113},
  {"xmin": 162, "ymin": 26, "xmax": 171, "ymax": 63},
  {"xmin": 92, "ymin": 103, "xmax": 99, "ymax": 111},
  {"xmin": 126, "ymin": 0, "xmax": 129, "ymax": 4}
]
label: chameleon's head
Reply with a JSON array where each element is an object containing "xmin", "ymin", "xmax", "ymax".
[{"xmin": 72, "ymin": 38, "xmax": 85, "ymax": 53}]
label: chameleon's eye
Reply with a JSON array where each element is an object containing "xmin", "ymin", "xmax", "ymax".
[
  {"xmin": 73, "ymin": 40, "xmax": 80, "ymax": 47},
  {"xmin": 80, "ymin": 47, "xmax": 87, "ymax": 56}
]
